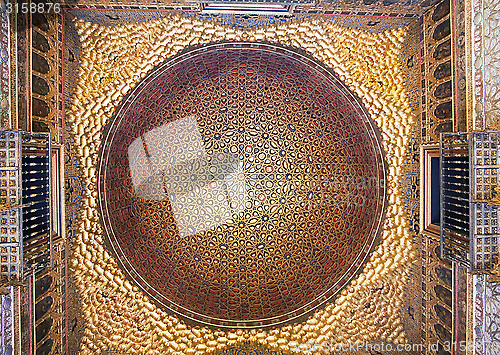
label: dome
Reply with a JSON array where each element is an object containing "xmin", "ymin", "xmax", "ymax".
[{"xmin": 97, "ymin": 42, "xmax": 387, "ymax": 328}]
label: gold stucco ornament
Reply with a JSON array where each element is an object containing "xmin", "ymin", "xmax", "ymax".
[{"xmin": 67, "ymin": 13, "xmax": 417, "ymax": 354}]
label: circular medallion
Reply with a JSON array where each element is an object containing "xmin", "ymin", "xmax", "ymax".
[{"xmin": 98, "ymin": 43, "xmax": 387, "ymax": 328}]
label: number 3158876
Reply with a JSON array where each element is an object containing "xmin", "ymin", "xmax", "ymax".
[{"xmin": 6, "ymin": 2, "xmax": 61, "ymax": 14}]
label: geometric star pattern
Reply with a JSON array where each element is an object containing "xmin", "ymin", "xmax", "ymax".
[{"xmin": 98, "ymin": 43, "xmax": 387, "ymax": 328}]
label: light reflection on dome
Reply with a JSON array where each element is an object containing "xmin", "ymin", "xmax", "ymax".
[{"xmin": 128, "ymin": 115, "xmax": 247, "ymax": 237}]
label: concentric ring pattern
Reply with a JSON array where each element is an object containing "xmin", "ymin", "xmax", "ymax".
[{"xmin": 97, "ymin": 43, "xmax": 387, "ymax": 328}]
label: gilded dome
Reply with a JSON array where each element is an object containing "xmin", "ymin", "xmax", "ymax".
[{"xmin": 97, "ymin": 43, "xmax": 387, "ymax": 328}]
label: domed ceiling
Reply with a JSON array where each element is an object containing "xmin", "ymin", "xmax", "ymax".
[{"xmin": 97, "ymin": 42, "xmax": 387, "ymax": 328}]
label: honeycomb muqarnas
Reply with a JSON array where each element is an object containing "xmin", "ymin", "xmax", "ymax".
[{"xmin": 67, "ymin": 14, "xmax": 417, "ymax": 354}]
